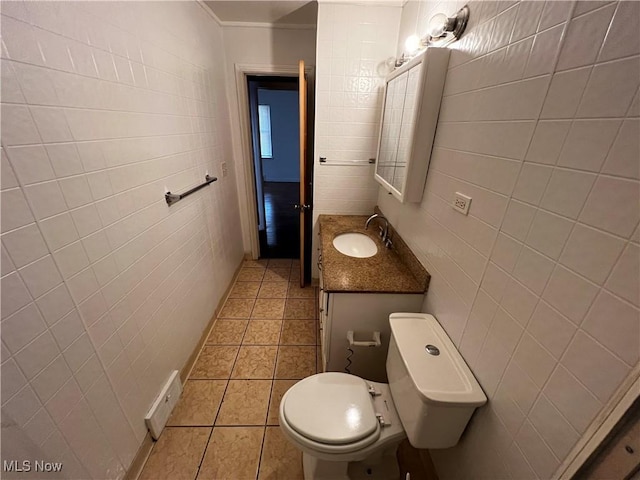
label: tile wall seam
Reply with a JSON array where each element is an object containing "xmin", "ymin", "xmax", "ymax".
[
  {"xmin": 1, "ymin": 99, "xmax": 220, "ymax": 124},
  {"xmin": 420, "ymin": 188, "xmax": 496, "ymax": 238},
  {"xmin": 544, "ymin": 361, "xmax": 604, "ymax": 430},
  {"xmin": 2, "ymin": 138, "xmax": 130, "ymax": 473},
  {"xmin": 502, "ymin": 298, "xmax": 596, "ymax": 456},
  {"xmin": 579, "ymin": 51, "xmax": 640, "ymax": 72},
  {"xmin": 466, "ymin": 0, "xmax": 576, "ymax": 330},
  {"xmin": 442, "ymin": 71, "xmax": 552, "ymax": 99},
  {"xmin": 549, "ymin": 285, "xmax": 633, "ymax": 375},
  {"xmin": 0, "ymin": 125, "xmax": 216, "ymax": 152},
  {"xmin": 456, "ymin": 4, "xmax": 580, "ymax": 462},
  {"xmin": 0, "ymin": 228, "xmax": 49, "ymax": 270},
  {"xmin": 581, "ymin": 233, "xmax": 630, "ymax": 287},
  {"xmin": 106, "ymin": 235, "xmax": 212, "ymax": 365},
  {"xmin": 431, "ymin": 145, "xmax": 526, "ymax": 166},
  {"xmin": 0, "ymin": 42, "xmax": 204, "ymax": 100},
  {"xmin": 95, "ymin": 187, "xmax": 196, "ymax": 232},
  {"xmin": 0, "ymin": 142, "xmax": 69, "ymax": 351},
  {"xmin": 562, "ymin": 323, "xmax": 637, "ymax": 372},
  {"xmin": 399, "ymin": 1, "xmax": 638, "ymax": 476},
  {"xmin": 429, "ymin": 163, "xmax": 514, "ymax": 200},
  {"xmin": 510, "ymin": 312, "xmax": 605, "ymax": 466},
  {"xmin": 518, "ymin": 418, "xmax": 563, "ymax": 466},
  {"xmin": 1, "ymin": 8, "xmax": 233, "ymax": 473},
  {"xmin": 558, "ymin": 125, "xmax": 627, "ymax": 187},
  {"xmin": 542, "ymin": 166, "xmax": 637, "ymax": 185},
  {"xmin": 594, "ymin": 1, "xmax": 621, "ymax": 62},
  {"xmin": 501, "ymin": 373, "xmax": 580, "ymax": 472},
  {"xmin": 136, "ymin": 259, "xmax": 216, "ymax": 382},
  {"xmin": 412, "ymin": 207, "xmax": 487, "ymax": 286},
  {"xmin": 132, "ymin": 242, "xmax": 215, "ymax": 351},
  {"xmin": 89, "ymin": 204, "xmax": 206, "ymax": 298},
  {"xmin": 1, "ymin": 0, "xmax": 236, "ymax": 446},
  {"xmin": 398, "ymin": 216, "xmax": 477, "ymax": 298},
  {"xmin": 440, "ymin": 6, "xmax": 536, "ymax": 71},
  {"xmin": 510, "ymin": 441, "xmax": 536, "ymax": 478},
  {"xmin": 436, "ymin": 119, "xmax": 543, "ymax": 127}
]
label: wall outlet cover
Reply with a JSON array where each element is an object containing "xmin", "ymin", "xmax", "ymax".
[
  {"xmin": 453, "ymin": 192, "xmax": 471, "ymax": 215},
  {"xmin": 144, "ymin": 370, "xmax": 182, "ymax": 440}
]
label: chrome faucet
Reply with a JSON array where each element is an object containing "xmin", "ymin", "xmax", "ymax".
[{"xmin": 365, "ymin": 213, "xmax": 392, "ymax": 248}]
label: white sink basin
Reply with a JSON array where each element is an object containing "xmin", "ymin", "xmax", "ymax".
[{"xmin": 332, "ymin": 233, "xmax": 378, "ymax": 258}]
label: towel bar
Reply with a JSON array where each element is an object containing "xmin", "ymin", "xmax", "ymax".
[{"xmin": 165, "ymin": 174, "xmax": 217, "ymax": 206}]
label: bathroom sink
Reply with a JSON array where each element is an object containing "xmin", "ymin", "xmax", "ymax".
[{"xmin": 332, "ymin": 233, "xmax": 377, "ymax": 258}]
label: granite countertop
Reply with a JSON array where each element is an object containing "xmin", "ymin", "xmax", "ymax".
[{"xmin": 318, "ymin": 214, "xmax": 430, "ymax": 294}]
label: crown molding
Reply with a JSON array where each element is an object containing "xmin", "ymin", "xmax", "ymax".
[
  {"xmin": 221, "ymin": 21, "xmax": 316, "ymax": 30},
  {"xmin": 317, "ymin": 0, "xmax": 405, "ymax": 6},
  {"xmin": 197, "ymin": 1, "xmax": 223, "ymax": 26}
]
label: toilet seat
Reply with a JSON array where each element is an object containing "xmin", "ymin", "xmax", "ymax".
[{"xmin": 281, "ymin": 373, "xmax": 382, "ymax": 453}]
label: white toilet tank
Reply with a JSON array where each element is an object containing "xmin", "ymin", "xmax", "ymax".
[{"xmin": 386, "ymin": 313, "xmax": 487, "ymax": 449}]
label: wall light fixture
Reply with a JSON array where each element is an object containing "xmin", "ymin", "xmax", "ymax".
[
  {"xmin": 395, "ymin": 5, "xmax": 470, "ymax": 67},
  {"xmin": 427, "ymin": 6, "xmax": 470, "ymax": 41}
]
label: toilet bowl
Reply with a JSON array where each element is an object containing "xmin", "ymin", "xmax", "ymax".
[
  {"xmin": 279, "ymin": 374, "xmax": 406, "ymax": 479},
  {"xmin": 279, "ymin": 313, "xmax": 487, "ymax": 480}
]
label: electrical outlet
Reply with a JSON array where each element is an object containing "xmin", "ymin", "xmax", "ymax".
[
  {"xmin": 453, "ymin": 192, "xmax": 471, "ymax": 215},
  {"xmin": 221, "ymin": 162, "xmax": 228, "ymax": 178}
]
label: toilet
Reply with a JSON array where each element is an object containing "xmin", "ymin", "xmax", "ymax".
[{"xmin": 279, "ymin": 313, "xmax": 487, "ymax": 480}]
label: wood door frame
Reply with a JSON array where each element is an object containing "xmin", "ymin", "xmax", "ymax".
[
  {"xmin": 234, "ymin": 63, "xmax": 314, "ymax": 260},
  {"xmin": 299, "ymin": 59, "xmax": 307, "ymax": 286}
]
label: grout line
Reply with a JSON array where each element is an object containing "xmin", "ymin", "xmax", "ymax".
[
  {"xmin": 164, "ymin": 424, "xmax": 275, "ymax": 428},
  {"xmin": 192, "ymin": 379, "xmax": 231, "ymax": 479},
  {"xmin": 193, "ymin": 269, "xmax": 256, "ymax": 480},
  {"xmin": 463, "ymin": 0, "xmax": 578, "ymax": 359},
  {"xmin": 1, "ymin": 96, "xmax": 221, "ymax": 118},
  {"xmin": 435, "ymin": 115, "xmax": 630, "ymax": 125}
]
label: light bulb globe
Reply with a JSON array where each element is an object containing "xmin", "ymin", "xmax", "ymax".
[
  {"xmin": 404, "ymin": 34, "xmax": 421, "ymax": 54},
  {"xmin": 427, "ymin": 13, "xmax": 448, "ymax": 38}
]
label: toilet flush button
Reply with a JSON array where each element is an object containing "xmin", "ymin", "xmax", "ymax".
[{"xmin": 425, "ymin": 345, "xmax": 440, "ymax": 356}]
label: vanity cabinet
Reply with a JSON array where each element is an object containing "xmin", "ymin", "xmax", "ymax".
[
  {"xmin": 375, "ymin": 47, "xmax": 450, "ymax": 203},
  {"xmin": 317, "ymin": 215, "xmax": 430, "ymax": 383},
  {"xmin": 318, "ymin": 272, "xmax": 423, "ymax": 383}
]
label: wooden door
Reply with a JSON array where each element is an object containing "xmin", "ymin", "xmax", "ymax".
[{"xmin": 298, "ymin": 60, "xmax": 308, "ymax": 287}]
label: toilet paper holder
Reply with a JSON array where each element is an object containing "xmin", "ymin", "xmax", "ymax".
[{"xmin": 347, "ymin": 331, "xmax": 382, "ymax": 348}]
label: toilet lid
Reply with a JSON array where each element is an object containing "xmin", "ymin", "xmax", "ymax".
[{"xmin": 282, "ymin": 373, "xmax": 379, "ymax": 445}]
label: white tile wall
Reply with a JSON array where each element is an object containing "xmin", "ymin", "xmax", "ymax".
[
  {"xmin": 311, "ymin": 2, "xmax": 402, "ymax": 271},
  {"xmin": 1, "ymin": 1, "xmax": 243, "ymax": 478},
  {"xmin": 377, "ymin": 1, "xmax": 639, "ymax": 478}
]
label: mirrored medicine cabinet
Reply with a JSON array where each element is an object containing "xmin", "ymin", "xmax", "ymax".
[{"xmin": 374, "ymin": 47, "xmax": 450, "ymax": 203}]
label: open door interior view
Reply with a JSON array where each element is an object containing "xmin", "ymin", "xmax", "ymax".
[
  {"xmin": 248, "ymin": 76, "xmax": 300, "ymax": 261},
  {"xmin": 247, "ymin": 66, "xmax": 313, "ymax": 286}
]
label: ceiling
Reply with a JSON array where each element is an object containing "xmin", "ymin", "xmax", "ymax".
[{"xmin": 204, "ymin": 1, "xmax": 318, "ymax": 25}]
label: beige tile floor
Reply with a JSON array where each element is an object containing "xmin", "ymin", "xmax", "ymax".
[{"xmin": 139, "ymin": 259, "xmax": 318, "ymax": 480}]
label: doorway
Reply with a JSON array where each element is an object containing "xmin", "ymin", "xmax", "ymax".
[{"xmin": 248, "ymin": 76, "xmax": 300, "ymax": 259}]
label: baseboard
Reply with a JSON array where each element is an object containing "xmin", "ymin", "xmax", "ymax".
[
  {"xmin": 179, "ymin": 257, "xmax": 245, "ymax": 383},
  {"xmin": 123, "ymin": 432, "xmax": 153, "ymax": 480}
]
